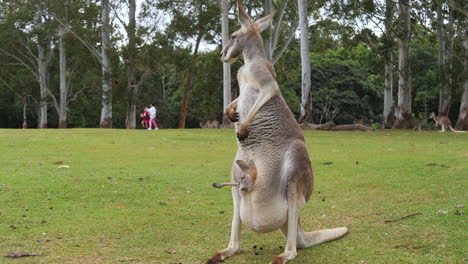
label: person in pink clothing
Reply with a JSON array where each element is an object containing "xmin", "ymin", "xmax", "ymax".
[{"xmin": 145, "ymin": 103, "xmax": 159, "ymax": 130}]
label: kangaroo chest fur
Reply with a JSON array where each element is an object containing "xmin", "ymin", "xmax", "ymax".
[{"xmin": 233, "ymin": 65, "xmax": 309, "ymax": 233}]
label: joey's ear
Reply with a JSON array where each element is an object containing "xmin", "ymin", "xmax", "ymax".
[
  {"xmin": 236, "ymin": 160, "xmax": 251, "ymax": 174},
  {"xmin": 237, "ymin": 0, "xmax": 253, "ymax": 29},
  {"xmin": 254, "ymin": 10, "xmax": 276, "ymax": 32}
]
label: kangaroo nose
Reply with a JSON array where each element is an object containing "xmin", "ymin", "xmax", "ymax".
[{"xmin": 220, "ymin": 51, "xmax": 225, "ymax": 57}]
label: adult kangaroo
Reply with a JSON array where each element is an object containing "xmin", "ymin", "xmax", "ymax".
[{"xmin": 207, "ymin": 2, "xmax": 348, "ymax": 264}]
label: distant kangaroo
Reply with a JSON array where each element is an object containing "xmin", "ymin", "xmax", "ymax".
[
  {"xmin": 430, "ymin": 112, "xmax": 465, "ymax": 132},
  {"xmin": 207, "ymin": 2, "xmax": 348, "ymax": 264}
]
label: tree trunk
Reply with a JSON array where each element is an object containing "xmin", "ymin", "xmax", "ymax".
[
  {"xmin": 37, "ymin": 44, "xmax": 48, "ymax": 129},
  {"xmin": 58, "ymin": 30, "xmax": 68, "ymax": 128},
  {"xmin": 393, "ymin": 0, "xmax": 412, "ymax": 129},
  {"xmin": 125, "ymin": 0, "xmax": 137, "ymax": 129},
  {"xmin": 100, "ymin": 0, "xmax": 112, "ymax": 128},
  {"xmin": 383, "ymin": 0, "xmax": 394, "ymax": 128},
  {"xmin": 455, "ymin": 22, "xmax": 468, "ymax": 130},
  {"xmin": 437, "ymin": 2, "xmax": 451, "ymax": 116},
  {"xmin": 178, "ymin": 29, "xmax": 204, "ymax": 129},
  {"xmin": 297, "ymin": 0, "xmax": 312, "ymax": 123},
  {"xmin": 22, "ymin": 96, "xmax": 28, "ymax": 129},
  {"xmin": 263, "ymin": 0, "xmax": 274, "ymax": 61},
  {"xmin": 221, "ymin": 0, "xmax": 232, "ymax": 127}
]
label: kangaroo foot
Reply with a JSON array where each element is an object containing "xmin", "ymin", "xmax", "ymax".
[
  {"xmin": 236, "ymin": 124, "xmax": 249, "ymax": 141},
  {"xmin": 226, "ymin": 107, "xmax": 239, "ymax": 122},
  {"xmin": 271, "ymin": 250, "xmax": 297, "ymax": 264},
  {"xmin": 206, "ymin": 247, "xmax": 239, "ymax": 264}
]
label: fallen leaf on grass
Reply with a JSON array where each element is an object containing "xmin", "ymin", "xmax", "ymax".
[
  {"xmin": 53, "ymin": 161, "xmax": 64, "ymax": 164},
  {"xmin": 165, "ymin": 250, "xmax": 177, "ymax": 254},
  {"xmin": 424, "ymin": 163, "xmax": 438, "ymax": 166},
  {"xmin": 437, "ymin": 209, "xmax": 448, "ymax": 214},
  {"xmin": 58, "ymin": 165, "xmax": 70, "ymax": 169},
  {"xmin": 5, "ymin": 252, "xmax": 42, "ymax": 258},
  {"xmin": 322, "ymin": 162, "xmax": 333, "ymax": 165},
  {"xmin": 455, "ymin": 204, "xmax": 464, "ymax": 208}
]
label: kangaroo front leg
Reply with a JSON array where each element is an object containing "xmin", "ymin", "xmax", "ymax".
[
  {"xmin": 226, "ymin": 97, "xmax": 240, "ymax": 122},
  {"xmin": 237, "ymin": 83, "xmax": 279, "ymax": 141},
  {"xmin": 272, "ymin": 187, "xmax": 299, "ymax": 264},
  {"xmin": 207, "ymin": 187, "xmax": 241, "ymax": 263}
]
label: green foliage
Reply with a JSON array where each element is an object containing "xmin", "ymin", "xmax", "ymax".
[{"xmin": 309, "ymin": 47, "xmax": 382, "ymax": 124}]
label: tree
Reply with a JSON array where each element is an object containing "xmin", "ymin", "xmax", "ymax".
[
  {"xmin": 382, "ymin": 0, "xmax": 395, "ymax": 128},
  {"xmin": 455, "ymin": 18, "xmax": 468, "ymax": 129},
  {"xmin": 297, "ymin": 0, "xmax": 312, "ymax": 123},
  {"xmin": 262, "ymin": 0, "xmax": 298, "ymax": 65},
  {"xmin": 220, "ymin": 0, "xmax": 232, "ymax": 127},
  {"xmin": 100, "ymin": 0, "xmax": 112, "ymax": 128},
  {"xmin": 393, "ymin": 0, "xmax": 412, "ymax": 128},
  {"xmin": 0, "ymin": 0, "xmax": 55, "ymax": 128}
]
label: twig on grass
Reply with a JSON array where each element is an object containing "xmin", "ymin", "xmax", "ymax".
[
  {"xmin": 384, "ymin": 212, "xmax": 422, "ymax": 223},
  {"xmin": 5, "ymin": 252, "xmax": 42, "ymax": 258}
]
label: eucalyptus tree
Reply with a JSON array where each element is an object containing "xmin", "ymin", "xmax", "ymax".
[
  {"xmin": 394, "ymin": 0, "xmax": 412, "ymax": 128},
  {"xmin": 100, "ymin": 0, "xmax": 112, "ymax": 128},
  {"xmin": 112, "ymin": 0, "xmax": 154, "ymax": 129},
  {"xmin": 455, "ymin": 4, "xmax": 468, "ymax": 129},
  {"xmin": 0, "ymin": 0, "xmax": 55, "ymax": 128},
  {"xmin": 157, "ymin": 0, "xmax": 220, "ymax": 128},
  {"xmin": 220, "ymin": 0, "xmax": 232, "ymax": 127},
  {"xmin": 297, "ymin": 0, "xmax": 312, "ymax": 123}
]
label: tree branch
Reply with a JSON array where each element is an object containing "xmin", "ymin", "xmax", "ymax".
[
  {"xmin": 272, "ymin": 22, "xmax": 297, "ymax": 65},
  {"xmin": 271, "ymin": 0, "xmax": 289, "ymax": 52},
  {"xmin": 0, "ymin": 48, "xmax": 39, "ymax": 80}
]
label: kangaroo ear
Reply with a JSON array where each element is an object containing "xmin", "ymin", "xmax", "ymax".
[
  {"xmin": 255, "ymin": 10, "xmax": 276, "ymax": 33},
  {"xmin": 237, "ymin": 0, "xmax": 253, "ymax": 29},
  {"xmin": 236, "ymin": 160, "xmax": 251, "ymax": 174}
]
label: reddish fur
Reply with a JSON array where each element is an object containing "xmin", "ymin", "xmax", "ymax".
[
  {"xmin": 271, "ymin": 256, "xmax": 285, "ymax": 264},
  {"xmin": 249, "ymin": 167, "xmax": 257, "ymax": 183},
  {"xmin": 226, "ymin": 106, "xmax": 238, "ymax": 122},
  {"xmin": 437, "ymin": 116, "xmax": 452, "ymax": 126},
  {"xmin": 206, "ymin": 252, "xmax": 224, "ymax": 264},
  {"xmin": 236, "ymin": 123, "xmax": 249, "ymax": 141}
]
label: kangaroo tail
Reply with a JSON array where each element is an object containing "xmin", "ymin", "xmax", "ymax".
[
  {"xmin": 449, "ymin": 126, "xmax": 465, "ymax": 133},
  {"xmin": 296, "ymin": 219, "xmax": 348, "ymax": 249}
]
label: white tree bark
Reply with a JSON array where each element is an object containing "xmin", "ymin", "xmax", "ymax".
[
  {"xmin": 58, "ymin": 28, "xmax": 68, "ymax": 128},
  {"xmin": 37, "ymin": 44, "xmax": 49, "ymax": 128},
  {"xmin": 394, "ymin": 0, "xmax": 412, "ymax": 128},
  {"xmin": 455, "ymin": 22, "xmax": 468, "ymax": 130},
  {"xmin": 297, "ymin": 0, "xmax": 312, "ymax": 123},
  {"xmin": 22, "ymin": 96, "xmax": 28, "ymax": 129},
  {"xmin": 221, "ymin": 0, "xmax": 232, "ymax": 127},
  {"xmin": 263, "ymin": 0, "xmax": 274, "ymax": 61},
  {"xmin": 437, "ymin": 2, "xmax": 451, "ymax": 116},
  {"xmin": 125, "ymin": 0, "xmax": 137, "ymax": 129},
  {"xmin": 383, "ymin": 0, "xmax": 394, "ymax": 128},
  {"xmin": 100, "ymin": 0, "xmax": 112, "ymax": 128}
]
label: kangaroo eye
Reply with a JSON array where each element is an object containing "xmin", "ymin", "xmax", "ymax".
[{"xmin": 231, "ymin": 35, "xmax": 236, "ymax": 40}]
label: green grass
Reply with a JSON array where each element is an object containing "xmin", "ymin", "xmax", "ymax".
[{"xmin": 0, "ymin": 129, "xmax": 466, "ymax": 264}]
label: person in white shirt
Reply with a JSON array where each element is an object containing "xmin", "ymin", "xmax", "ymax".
[{"xmin": 145, "ymin": 103, "xmax": 159, "ymax": 130}]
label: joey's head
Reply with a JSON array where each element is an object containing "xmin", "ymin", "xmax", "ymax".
[
  {"xmin": 220, "ymin": 1, "xmax": 275, "ymax": 64},
  {"xmin": 236, "ymin": 160, "xmax": 257, "ymax": 191}
]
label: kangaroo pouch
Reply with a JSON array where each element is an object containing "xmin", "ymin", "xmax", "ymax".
[{"xmin": 239, "ymin": 192, "xmax": 288, "ymax": 233}]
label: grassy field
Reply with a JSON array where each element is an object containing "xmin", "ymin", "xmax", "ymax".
[{"xmin": 0, "ymin": 128, "xmax": 466, "ymax": 264}]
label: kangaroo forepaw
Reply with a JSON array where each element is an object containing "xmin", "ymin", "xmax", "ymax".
[
  {"xmin": 236, "ymin": 124, "xmax": 249, "ymax": 141},
  {"xmin": 226, "ymin": 107, "xmax": 239, "ymax": 122}
]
